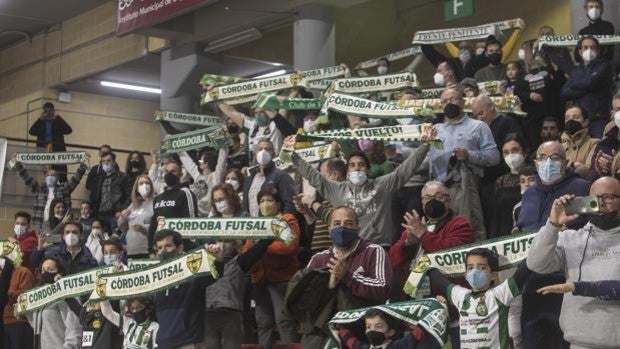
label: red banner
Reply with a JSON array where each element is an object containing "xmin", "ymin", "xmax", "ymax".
[{"xmin": 116, "ymin": 0, "xmax": 210, "ymax": 36}]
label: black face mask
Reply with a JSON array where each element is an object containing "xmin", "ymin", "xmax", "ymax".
[
  {"xmin": 132, "ymin": 309, "xmax": 148, "ymax": 324},
  {"xmin": 159, "ymin": 250, "xmax": 177, "ymax": 261},
  {"xmin": 164, "ymin": 172, "xmax": 179, "ymax": 187},
  {"xmin": 366, "ymin": 331, "xmax": 387, "ymax": 346},
  {"xmin": 130, "ymin": 160, "xmax": 141, "ymax": 168},
  {"xmin": 588, "ymin": 211, "xmax": 620, "ymax": 230},
  {"xmin": 564, "ymin": 119, "xmax": 583, "ymax": 136},
  {"xmin": 443, "ymin": 103, "xmax": 461, "ymax": 119},
  {"xmin": 227, "ymin": 124, "xmax": 240, "ymax": 134},
  {"xmin": 41, "ymin": 271, "xmax": 57, "ymax": 284},
  {"xmin": 424, "ymin": 199, "xmax": 446, "ymax": 219},
  {"xmin": 488, "ymin": 53, "xmax": 502, "ymax": 65}
]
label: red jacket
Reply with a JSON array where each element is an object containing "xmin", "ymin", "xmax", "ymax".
[
  {"xmin": 242, "ymin": 213, "xmax": 300, "ymax": 284},
  {"xmin": 3, "ymin": 266, "xmax": 34, "ymax": 324},
  {"xmin": 17, "ymin": 230, "xmax": 37, "ymax": 271}
]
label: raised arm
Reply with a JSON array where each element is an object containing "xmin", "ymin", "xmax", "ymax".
[
  {"xmin": 64, "ymin": 163, "xmax": 88, "ymax": 193},
  {"xmin": 217, "ymin": 102, "xmax": 245, "ymax": 128},
  {"xmin": 179, "ymin": 151, "xmax": 201, "ymax": 180},
  {"xmin": 100, "ymin": 299, "xmax": 121, "ymax": 326},
  {"xmin": 377, "ymin": 143, "xmax": 430, "ymax": 193},
  {"xmin": 291, "ymin": 152, "xmax": 342, "ymax": 200},
  {"xmin": 14, "ymin": 162, "xmax": 41, "ymax": 193}
]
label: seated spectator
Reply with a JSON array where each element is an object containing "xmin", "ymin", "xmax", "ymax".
[
  {"xmin": 512, "ymin": 165, "xmax": 537, "ymax": 228},
  {"xmin": 77, "ymin": 201, "xmax": 94, "ymax": 242},
  {"xmin": 527, "ymin": 176, "xmax": 620, "ymax": 348},
  {"xmin": 125, "ymin": 150, "xmax": 147, "ymax": 188},
  {"xmin": 12, "ymin": 211, "xmax": 37, "ymax": 271},
  {"xmin": 100, "ymin": 297, "xmax": 159, "ymax": 349},
  {"xmin": 179, "ymin": 145, "xmax": 228, "ymax": 216},
  {"xmin": 243, "ymin": 139, "xmax": 294, "ymax": 217},
  {"xmin": 41, "ymin": 198, "xmax": 70, "ymax": 238},
  {"xmin": 242, "ymin": 187, "xmax": 300, "ymax": 349},
  {"xmin": 92, "ymin": 151, "xmax": 132, "ymax": 231},
  {"xmin": 1, "ymin": 256, "xmax": 35, "ymax": 349},
  {"xmin": 26, "ymin": 256, "xmax": 81, "ymax": 348},
  {"xmin": 560, "ymin": 36, "xmax": 613, "ymax": 138},
  {"xmin": 591, "ymin": 92, "xmax": 620, "ymax": 178},
  {"xmin": 540, "ymin": 116, "xmax": 562, "ymax": 143},
  {"xmin": 13, "ymin": 159, "xmax": 87, "ymax": 229},
  {"xmin": 210, "ymin": 183, "xmax": 246, "ymax": 218},
  {"xmin": 491, "ymin": 134, "xmax": 531, "ymax": 237},
  {"xmin": 223, "ymin": 168, "xmax": 245, "ymax": 203},
  {"xmin": 31, "ymin": 222, "xmax": 98, "ymax": 274},
  {"xmin": 561, "ymin": 105, "xmax": 600, "ymax": 178},
  {"xmin": 474, "ymin": 37, "xmax": 507, "ymax": 82},
  {"xmin": 578, "ymin": 0, "xmax": 615, "ymax": 61},
  {"xmin": 118, "ymin": 174, "xmax": 154, "ymax": 259},
  {"xmin": 461, "ymin": 77, "xmax": 480, "ymax": 97}
]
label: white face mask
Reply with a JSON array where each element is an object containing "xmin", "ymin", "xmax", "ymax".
[
  {"xmin": 225, "ymin": 179, "xmax": 240, "ymax": 191},
  {"xmin": 587, "ymin": 7, "xmax": 601, "ymax": 21},
  {"xmin": 459, "ymin": 49, "xmax": 472, "ymax": 63},
  {"xmin": 518, "ymin": 49, "xmax": 526, "ymax": 61},
  {"xmin": 377, "ymin": 66, "xmax": 388, "ymax": 75},
  {"xmin": 303, "ymin": 119, "xmax": 315, "ymax": 133},
  {"xmin": 138, "ymin": 183, "xmax": 151, "ymax": 197},
  {"xmin": 614, "ymin": 111, "xmax": 620, "ymax": 129},
  {"xmin": 14, "ymin": 225, "xmax": 27, "ymax": 237},
  {"xmin": 504, "ymin": 153, "xmax": 526, "ymax": 172},
  {"xmin": 54, "ymin": 214, "xmax": 64, "ymax": 220},
  {"xmin": 91, "ymin": 228, "xmax": 102, "ymax": 237},
  {"xmin": 433, "ymin": 72, "xmax": 445, "ymax": 86},
  {"xmin": 348, "ymin": 171, "xmax": 368, "ymax": 186},
  {"xmin": 215, "ymin": 201, "xmax": 230, "ymax": 214},
  {"xmin": 581, "ymin": 49, "xmax": 597, "ymax": 63},
  {"xmin": 45, "ymin": 176, "xmax": 57, "ymax": 187},
  {"xmin": 256, "ymin": 149, "xmax": 272, "ymax": 166},
  {"xmin": 64, "ymin": 233, "xmax": 79, "ymax": 247},
  {"xmin": 476, "ymin": 47, "xmax": 485, "ymax": 55}
]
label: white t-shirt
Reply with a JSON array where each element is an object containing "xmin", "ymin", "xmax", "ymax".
[
  {"xmin": 448, "ymin": 278, "xmax": 520, "ymax": 349},
  {"xmin": 44, "ymin": 187, "xmax": 55, "ymax": 222},
  {"xmin": 119, "ymin": 315, "xmax": 159, "ymax": 349}
]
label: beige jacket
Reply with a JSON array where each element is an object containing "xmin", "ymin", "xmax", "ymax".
[{"xmin": 561, "ymin": 128, "xmax": 600, "ymax": 168}]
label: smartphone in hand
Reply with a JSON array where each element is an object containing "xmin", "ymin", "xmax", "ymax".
[{"xmin": 565, "ymin": 196, "xmax": 600, "ymax": 216}]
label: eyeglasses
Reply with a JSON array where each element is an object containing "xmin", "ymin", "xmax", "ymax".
[
  {"xmin": 598, "ymin": 194, "xmax": 620, "ymax": 204},
  {"xmin": 535, "ymin": 154, "xmax": 565, "ymax": 162}
]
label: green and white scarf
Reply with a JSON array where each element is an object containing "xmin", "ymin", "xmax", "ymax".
[
  {"xmin": 15, "ymin": 265, "xmax": 115, "ymax": 316},
  {"xmin": 252, "ymin": 94, "xmax": 324, "ymax": 110},
  {"xmin": 200, "ymin": 74, "xmax": 248, "ymax": 88},
  {"xmin": 355, "ymin": 47, "xmax": 422, "ymax": 70},
  {"xmin": 412, "ymin": 18, "xmax": 524, "ymax": 45},
  {"xmin": 299, "ymin": 124, "xmax": 435, "ymax": 142},
  {"xmin": 321, "ymin": 93, "xmax": 421, "ymax": 119},
  {"xmin": 203, "ymin": 72, "xmax": 308, "ymax": 103},
  {"xmin": 324, "ymin": 299, "xmax": 449, "ymax": 348},
  {"xmin": 154, "ymin": 110, "xmax": 222, "ymax": 127},
  {"xmin": 538, "ymin": 34, "xmax": 620, "ymax": 48},
  {"xmin": 8, "ymin": 151, "xmax": 89, "ymax": 169},
  {"xmin": 421, "ymin": 88, "xmax": 443, "ymax": 99},
  {"xmin": 0, "ymin": 241, "xmax": 22, "ymax": 268},
  {"xmin": 303, "ymin": 65, "xmax": 349, "ymax": 81},
  {"xmin": 159, "ymin": 126, "xmax": 230, "ymax": 155},
  {"xmin": 327, "ymin": 72, "xmax": 418, "ymax": 95},
  {"xmin": 395, "ymin": 95, "xmax": 525, "ymax": 116},
  {"xmin": 157, "ymin": 217, "xmax": 296, "ymax": 243},
  {"xmin": 403, "ymin": 232, "xmax": 536, "ymax": 297},
  {"xmin": 127, "ymin": 259, "xmax": 159, "ymax": 271},
  {"xmin": 88, "ymin": 248, "xmax": 217, "ymax": 302}
]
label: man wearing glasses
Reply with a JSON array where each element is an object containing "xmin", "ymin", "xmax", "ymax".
[
  {"xmin": 516, "ymin": 140, "xmax": 591, "ymax": 349},
  {"xmin": 527, "ymin": 176, "xmax": 620, "ymax": 348}
]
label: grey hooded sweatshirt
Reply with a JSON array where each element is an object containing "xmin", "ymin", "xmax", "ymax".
[
  {"xmin": 292, "ymin": 143, "xmax": 429, "ymax": 246},
  {"xmin": 527, "ymin": 220, "xmax": 620, "ymax": 348}
]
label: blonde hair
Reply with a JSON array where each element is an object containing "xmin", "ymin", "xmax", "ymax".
[{"xmin": 130, "ymin": 174, "xmax": 154, "ymax": 207}]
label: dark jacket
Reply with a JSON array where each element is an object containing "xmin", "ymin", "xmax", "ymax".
[
  {"xmin": 28, "ymin": 116, "xmax": 72, "ymax": 151},
  {"xmin": 560, "ymin": 58, "xmax": 613, "ymax": 121},
  {"xmin": 93, "ymin": 169, "xmax": 132, "ymax": 216},
  {"xmin": 30, "ymin": 243, "xmax": 98, "ymax": 275},
  {"xmin": 517, "ymin": 170, "xmax": 591, "ymax": 232},
  {"xmin": 148, "ymin": 184, "xmax": 198, "ymax": 247},
  {"xmin": 242, "ymin": 164, "xmax": 295, "ymax": 214},
  {"xmin": 590, "ymin": 124, "xmax": 620, "ymax": 179},
  {"xmin": 579, "ymin": 19, "xmax": 615, "ymax": 61}
]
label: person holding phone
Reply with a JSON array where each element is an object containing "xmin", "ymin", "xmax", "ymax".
[{"xmin": 527, "ymin": 176, "xmax": 620, "ymax": 348}]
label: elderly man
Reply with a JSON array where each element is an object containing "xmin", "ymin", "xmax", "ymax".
[
  {"xmin": 527, "ymin": 177, "xmax": 620, "ymax": 348},
  {"xmin": 561, "ymin": 105, "xmax": 600, "ymax": 178},
  {"xmin": 517, "ymin": 140, "xmax": 591, "ymax": 349}
]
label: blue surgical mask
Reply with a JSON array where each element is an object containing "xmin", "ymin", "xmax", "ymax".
[
  {"xmin": 466, "ymin": 268, "xmax": 490, "ymax": 290},
  {"xmin": 45, "ymin": 176, "xmax": 57, "ymax": 187},
  {"xmin": 102, "ymin": 164, "xmax": 113, "ymax": 173},
  {"xmin": 103, "ymin": 254, "xmax": 119, "ymax": 265},
  {"xmin": 329, "ymin": 226, "xmax": 358, "ymax": 248},
  {"xmin": 537, "ymin": 158, "xmax": 562, "ymax": 184},
  {"xmin": 255, "ymin": 112, "xmax": 269, "ymax": 127}
]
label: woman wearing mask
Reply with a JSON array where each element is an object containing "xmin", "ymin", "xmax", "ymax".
[
  {"xmin": 179, "ymin": 145, "xmax": 228, "ymax": 216},
  {"xmin": 223, "ymin": 168, "xmax": 245, "ymax": 203},
  {"xmin": 26, "ymin": 257, "xmax": 82, "ymax": 349},
  {"xmin": 85, "ymin": 218, "xmax": 111, "ymax": 264},
  {"xmin": 490, "ymin": 134, "xmax": 531, "ymax": 237},
  {"xmin": 118, "ymin": 175, "xmax": 154, "ymax": 259},
  {"xmin": 210, "ymin": 183, "xmax": 246, "ymax": 218},
  {"xmin": 100, "ymin": 297, "xmax": 159, "ymax": 349},
  {"xmin": 242, "ymin": 187, "xmax": 300, "ymax": 349},
  {"xmin": 125, "ymin": 151, "xmax": 147, "ymax": 188},
  {"xmin": 41, "ymin": 198, "xmax": 70, "ymax": 238}
]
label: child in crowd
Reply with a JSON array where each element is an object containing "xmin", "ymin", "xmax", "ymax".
[
  {"xmin": 78, "ymin": 201, "xmax": 94, "ymax": 241},
  {"xmin": 100, "ymin": 297, "xmax": 159, "ymax": 349}
]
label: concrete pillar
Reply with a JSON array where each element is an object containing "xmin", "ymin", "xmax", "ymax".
[
  {"xmin": 570, "ymin": 0, "xmax": 620, "ymax": 34},
  {"xmin": 293, "ymin": 4, "xmax": 335, "ymax": 71}
]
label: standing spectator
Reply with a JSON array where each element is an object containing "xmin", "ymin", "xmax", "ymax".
[
  {"xmin": 578, "ymin": 0, "xmax": 615, "ymax": 61},
  {"xmin": 2, "ymin": 256, "xmax": 35, "ymax": 349},
  {"xmin": 474, "ymin": 37, "xmax": 507, "ymax": 82},
  {"xmin": 223, "ymin": 168, "xmax": 245, "ymax": 203},
  {"xmin": 243, "ymin": 139, "xmax": 295, "ymax": 216},
  {"xmin": 179, "ymin": 146, "xmax": 228, "ymax": 216},
  {"xmin": 125, "ymin": 151, "xmax": 147, "ymax": 188},
  {"xmin": 148, "ymin": 160, "xmax": 197, "ymax": 249},
  {"xmin": 85, "ymin": 144, "xmax": 112, "ymax": 204},
  {"xmin": 12, "ymin": 211, "xmax": 37, "ymax": 271},
  {"xmin": 26, "ymin": 256, "xmax": 82, "ymax": 349},
  {"xmin": 561, "ymin": 106, "xmax": 600, "ymax": 178},
  {"xmin": 210, "ymin": 183, "xmax": 246, "ymax": 218},
  {"xmin": 242, "ymin": 187, "xmax": 300, "ymax": 349},
  {"xmin": 591, "ymin": 93, "xmax": 620, "ymax": 178},
  {"xmin": 527, "ymin": 176, "xmax": 620, "ymax": 348},
  {"xmin": 560, "ymin": 36, "xmax": 613, "ymax": 138},
  {"xmin": 100, "ymin": 297, "xmax": 159, "ymax": 349},
  {"xmin": 28, "ymin": 102, "xmax": 72, "ymax": 182},
  {"xmin": 432, "ymin": 61, "xmax": 460, "ymax": 88},
  {"xmin": 13, "ymin": 159, "xmax": 87, "ymax": 229},
  {"xmin": 92, "ymin": 151, "xmax": 132, "ymax": 231},
  {"xmin": 118, "ymin": 174, "xmax": 154, "ymax": 259}
]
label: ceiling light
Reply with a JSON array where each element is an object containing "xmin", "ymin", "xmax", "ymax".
[
  {"xmin": 100, "ymin": 81, "xmax": 161, "ymax": 94},
  {"xmin": 252, "ymin": 69, "xmax": 286, "ymax": 79}
]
